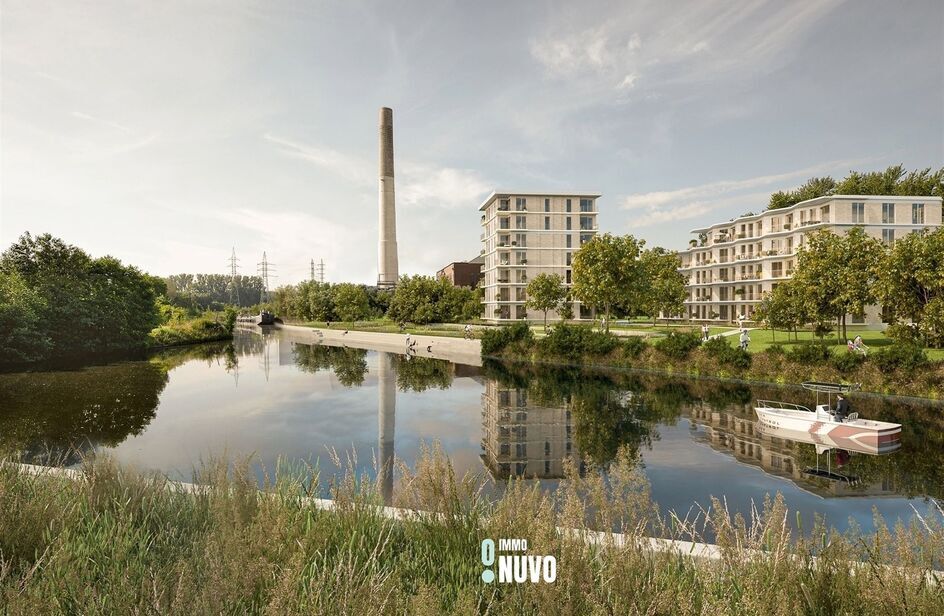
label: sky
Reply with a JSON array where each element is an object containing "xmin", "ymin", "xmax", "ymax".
[{"xmin": 1, "ymin": 0, "xmax": 942, "ymax": 285}]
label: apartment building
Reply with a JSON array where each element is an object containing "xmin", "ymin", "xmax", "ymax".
[
  {"xmin": 479, "ymin": 191, "xmax": 600, "ymax": 322},
  {"xmin": 678, "ymin": 195, "xmax": 943, "ymax": 325},
  {"xmin": 479, "ymin": 379, "xmax": 583, "ymax": 479}
]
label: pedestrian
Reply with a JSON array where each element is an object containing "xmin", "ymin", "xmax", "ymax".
[
  {"xmin": 835, "ymin": 394, "xmax": 850, "ymax": 422},
  {"xmin": 464, "ymin": 324, "xmax": 473, "ymax": 339},
  {"xmin": 739, "ymin": 329, "xmax": 750, "ymax": 351},
  {"xmin": 426, "ymin": 344, "xmax": 432, "ymax": 353},
  {"xmin": 701, "ymin": 323, "xmax": 710, "ymax": 341}
]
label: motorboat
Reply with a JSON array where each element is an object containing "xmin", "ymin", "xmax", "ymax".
[{"xmin": 754, "ymin": 381, "xmax": 901, "ymax": 452}]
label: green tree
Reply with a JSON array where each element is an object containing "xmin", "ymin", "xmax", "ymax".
[
  {"xmin": 767, "ymin": 176, "xmax": 836, "ymax": 210},
  {"xmin": 639, "ymin": 247, "xmax": 686, "ymax": 324},
  {"xmin": 791, "ymin": 230, "xmax": 846, "ymax": 341},
  {"xmin": 332, "ymin": 283, "xmax": 370, "ymax": 324},
  {"xmin": 0, "ymin": 271, "xmax": 52, "ymax": 362},
  {"xmin": 835, "ymin": 227, "xmax": 885, "ymax": 339},
  {"xmin": 526, "ymin": 273, "xmax": 567, "ymax": 331},
  {"xmin": 307, "ymin": 282, "xmax": 336, "ymax": 322},
  {"xmin": 879, "ymin": 227, "xmax": 944, "ymax": 347},
  {"xmin": 0, "ymin": 233, "xmax": 161, "ymax": 360},
  {"xmin": 571, "ymin": 234, "xmax": 645, "ymax": 331},
  {"xmin": 754, "ymin": 280, "xmax": 810, "ymax": 342}
]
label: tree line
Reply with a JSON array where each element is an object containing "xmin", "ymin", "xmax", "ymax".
[
  {"xmin": 270, "ymin": 274, "xmax": 481, "ymax": 325},
  {"xmin": 767, "ymin": 165, "xmax": 944, "ymax": 211},
  {"xmin": 755, "ymin": 227, "xmax": 944, "ymax": 347},
  {"xmin": 165, "ymin": 273, "xmax": 265, "ymax": 310}
]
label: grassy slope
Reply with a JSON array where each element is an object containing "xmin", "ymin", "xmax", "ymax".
[{"xmin": 1, "ymin": 452, "xmax": 942, "ymax": 614}]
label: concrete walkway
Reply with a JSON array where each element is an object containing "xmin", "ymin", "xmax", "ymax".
[{"xmin": 270, "ymin": 323, "xmax": 483, "ymax": 367}]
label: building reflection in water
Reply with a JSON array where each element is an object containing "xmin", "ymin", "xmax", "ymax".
[
  {"xmin": 479, "ymin": 379, "xmax": 584, "ymax": 479},
  {"xmin": 686, "ymin": 402, "xmax": 899, "ymax": 498}
]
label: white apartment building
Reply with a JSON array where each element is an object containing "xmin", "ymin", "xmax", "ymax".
[
  {"xmin": 678, "ymin": 195, "xmax": 943, "ymax": 325},
  {"xmin": 479, "ymin": 191, "xmax": 600, "ymax": 322}
]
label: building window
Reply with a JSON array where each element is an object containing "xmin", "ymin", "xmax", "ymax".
[
  {"xmin": 515, "ymin": 215, "xmax": 526, "ymax": 229},
  {"xmin": 566, "ymin": 217, "xmax": 572, "ymax": 230},
  {"xmin": 882, "ymin": 203, "xmax": 895, "ymax": 224},
  {"xmin": 580, "ymin": 233, "xmax": 593, "ymax": 245},
  {"xmin": 566, "ymin": 235, "xmax": 572, "ymax": 248},
  {"xmin": 565, "ymin": 198, "xmax": 572, "ymax": 212},
  {"xmin": 566, "ymin": 252, "xmax": 572, "ymax": 266},
  {"xmin": 579, "ymin": 216, "xmax": 594, "ymax": 230},
  {"xmin": 912, "ymin": 203, "xmax": 925, "ymax": 224},
  {"xmin": 882, "ymin": 228, "xmax": 895, "ymax": 245},
  {"xmin": 579, "ymin": 198, "xmax": 593, "ymax": 212},
  {"xmin": 565, "ymin": 270, "xmax": 572, "ymax": 284},
  {"xmin": 515, "ymin": 197, "xmax": 527, "ymax": 211},
  {"xmin": 544, "ymin": 198, "xmax": 550, "ymax": 212},
  {"xmin": 851, "ymin": 202, "xmax": 864, "ymax": 224},
  {"xmin": 498, "ymin": 199, "xmax": 509, "ymax": 211},
  {"xmin": 544, "ymin": 216, "xmax": 550, "ymax": 230}
]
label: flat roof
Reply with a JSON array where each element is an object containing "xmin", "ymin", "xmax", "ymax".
[
  {"xmin": 478, "ymin": 190, "xmax": 602, "ymax": 211},
  {"xmin": 688, "ymin": 194, "xmax": 943, "ymax": 234}
]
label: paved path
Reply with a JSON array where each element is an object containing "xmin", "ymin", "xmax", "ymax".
[{"xmin": 269, "ymin": 323, "xmax": 483, "ymax": 367}]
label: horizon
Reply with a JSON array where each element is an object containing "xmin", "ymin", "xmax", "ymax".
[{"xmin": 2, "ymin": 0, "xmax": 942, "ymax": 284}]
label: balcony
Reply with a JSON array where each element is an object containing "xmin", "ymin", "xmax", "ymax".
[{"xmin": 799, "ymin": 219, "xmax": 821, "ymax": 227}]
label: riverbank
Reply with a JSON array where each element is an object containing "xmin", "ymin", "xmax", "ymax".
[
  {"xmin": 3, "ymin": 453, "xmax": 940, "ymax": 614},
  {"xmin": 273, "ymin": 322, "xmax": 482, "ymax": 366},
  {"xmin": 481, "ymin": 324, "xmax": 944, "ymax": 400}
]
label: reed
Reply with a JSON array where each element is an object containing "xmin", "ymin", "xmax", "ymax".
[{"xmin": 1, "ymin": 446, "xmax": 942, "ymax": 614}]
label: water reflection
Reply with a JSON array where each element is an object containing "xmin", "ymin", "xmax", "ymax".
[{"xmin": 2, "ymin": 328, "xmax": 943, "ymax": 530}]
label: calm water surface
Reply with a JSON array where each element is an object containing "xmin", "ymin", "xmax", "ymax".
[{"xmin": 2, "ymin": 327, "xmax": 942, "ymax": 534}]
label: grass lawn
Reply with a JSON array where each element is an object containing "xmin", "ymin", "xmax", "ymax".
[{"xmin": 712, "ymin": 326, "xmax": 944, "ymax": 361}]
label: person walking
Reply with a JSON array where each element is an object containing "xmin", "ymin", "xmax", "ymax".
[
  {"xmin": 701, "ymin": 323, "xmax": 710, "ymax": 341},
  {"xmin": 464, "ymin": 324, "xmax": 473, "ymax": 340},
  {"xmin": 739, "ymin": 329, "xmax": 750, "ymax": 351}
]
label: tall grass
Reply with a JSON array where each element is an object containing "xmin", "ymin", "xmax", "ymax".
[{"xmin": 1, "ymin": 446, "xmax": 942, "ymax": 614}]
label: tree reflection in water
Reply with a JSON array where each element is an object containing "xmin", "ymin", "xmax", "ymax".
[{"xmin": 292, "ymin": 343, "xmax": 369, "ymax": 387}]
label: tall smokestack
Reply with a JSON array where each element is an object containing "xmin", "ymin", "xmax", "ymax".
[{"xmin": 377, "ymin": 107, "xmax": 399, "ymax": 288}]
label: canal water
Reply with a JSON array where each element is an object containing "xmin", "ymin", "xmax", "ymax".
[{"xmin": 2, "ymin": 327, "xmax": 942, "ymax": 535}]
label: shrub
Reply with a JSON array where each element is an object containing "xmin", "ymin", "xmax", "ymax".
[
  {"xmin": 655, "ymin": 331, "xmax": 702, "ymax": 359},
  {"xmin": 766, "ymin": 343, "xmax": 785, "ymax": 356},
  {"xmin": 622, "ymin": 336, "xmax": 648, "ymax": 358},
  {"xmin": 871, "ymin": 343, "xmax": 928, "ymax": 373},
  {"xmin": 829, "ymin": 351, "xmax": 865, "ymax": 374},
  {"xmin": 788, "ymin": 342, "xmax": 832, "ymax": 364},
  {"xmin": 701, "ymin": 337, "xmax": 751, "ymax": 370},
  {"xmin": 885, "ymin": 323, "xmax": 922, "ymax": 345},
  {"xmin": 539, "ymin": 323, "xmax": 619, "ymax": 357},
  {"xmin": 480, "ymin": 322, "xmax": 533, "ymax": 356}
]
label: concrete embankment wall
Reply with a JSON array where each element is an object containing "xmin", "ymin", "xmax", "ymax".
[{"xmin": 255, "ymin": 323, "xmax": 483, "ymax": 367}]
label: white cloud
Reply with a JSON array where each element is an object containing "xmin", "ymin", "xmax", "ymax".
[
  {"xmin": 529, "ymin": 0, "xmax": 844, "ymax": 93},
  {"xmin": 264, "ymin": 133, "xmax": 372, "ymax": 185},
  {"xmin": 617, "ymin": 73, "xmax": 638, "ymax": 90},
  {"xmin": 70, "ymin": 111, "xmax": 133, "ymax": 133},
  {"xmin": 620, "ymin": 158, "xmax": 869, "ymax": 228},
  {"xmin": 399, "ymin": 163, "xmax": 490, "ymax": 210}
]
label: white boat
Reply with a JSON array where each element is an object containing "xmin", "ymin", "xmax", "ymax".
[{"xmin": 754, "ymin": 382, "xmax": 901, "ymax": 453}]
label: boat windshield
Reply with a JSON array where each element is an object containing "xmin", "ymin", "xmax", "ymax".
[
  {"xmin": 757, "ymin": 400, "xmax": 813, "ymax": 413},
  {"xmin": 801, "ymin": 381, "xmax": 860, "ymax": 394}
]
